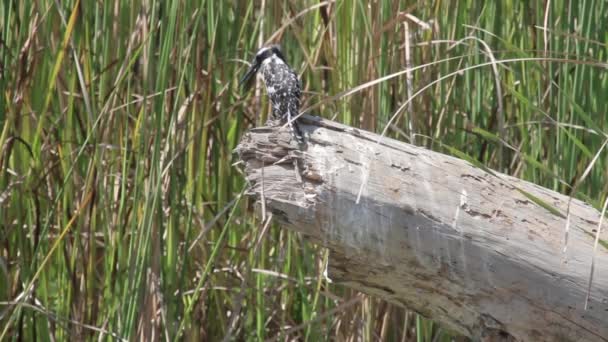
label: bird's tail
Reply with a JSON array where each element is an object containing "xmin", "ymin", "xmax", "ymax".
[{"xmin": 286, "ymin": 111, "xmax": 305, "ymax": 144}]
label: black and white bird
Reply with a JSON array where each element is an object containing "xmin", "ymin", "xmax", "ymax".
[{"xmin": 240, "ymin": 45, "xmax": 304, "ymax": 144}]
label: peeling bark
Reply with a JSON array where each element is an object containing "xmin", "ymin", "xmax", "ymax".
[{"xmin": 235, "ymin": 115, "xmax": 608, "ymax": 342}]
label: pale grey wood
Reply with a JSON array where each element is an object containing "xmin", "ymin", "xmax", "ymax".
[{"xmin": 235, "ymin": 115, "xmax": 608, "ymax": 342}]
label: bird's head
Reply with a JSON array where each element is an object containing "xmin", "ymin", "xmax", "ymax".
[{"xmin": 239, "ymin": 45, "xmax": 286, "ymax": 91}]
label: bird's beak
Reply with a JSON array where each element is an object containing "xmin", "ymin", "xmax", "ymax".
[{"xmin": 239, "ymin": 61, "xmax": 260, "ymax": 91}]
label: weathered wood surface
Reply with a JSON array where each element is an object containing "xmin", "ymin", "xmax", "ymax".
[{"xmin": 235, "ymin": 115, "xmax": 608, "ymax": 341}]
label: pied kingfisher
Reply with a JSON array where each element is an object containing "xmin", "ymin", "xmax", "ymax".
[{"xmin": 240, "ymin": 45, "xmax": 304, "ymax": 144}]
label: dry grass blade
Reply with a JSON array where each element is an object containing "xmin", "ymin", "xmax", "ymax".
[
  {"xmin": 563, "ymin": 138, "xmax": 608, "ymax": 253},
  {"xmin": 585, "ymin": 196, "xmax": 608, "ymax": 310},
  {"xmin": 0, "ymin": 300, "xmax": 127, "ymax": 341},
  {"xmin": 267, "ymin": 295, "xmax": 364, "ymax": 342},
  {"xmin": 264, "ymin": 1, "xmax": 336, "ymax": 45}
]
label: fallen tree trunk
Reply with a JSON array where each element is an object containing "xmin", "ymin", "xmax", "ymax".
[{"xmin": 235, "ymin": 115, "xmax": 608, "ymax": 342}]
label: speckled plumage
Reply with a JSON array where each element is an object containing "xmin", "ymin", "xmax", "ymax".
[{"xmin": 240, "ymin": 45, "xmax": 304, "ymax": 144}]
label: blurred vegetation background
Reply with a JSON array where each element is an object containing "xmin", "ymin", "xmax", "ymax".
[{"xmin": 1, "ymin": 0, "xmax": 607, "ymax": 340}]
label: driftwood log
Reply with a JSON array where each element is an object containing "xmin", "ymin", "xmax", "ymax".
[{"xmin": 235, "ymin": 115, "xmax": 608, "ymax": 341}]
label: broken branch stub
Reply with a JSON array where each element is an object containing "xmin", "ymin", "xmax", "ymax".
[{"xmin": 235, "ymin": 115, "xmax": 608, "ymax": 342}]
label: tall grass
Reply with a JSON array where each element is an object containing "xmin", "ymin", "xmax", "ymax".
[{"xmin": 1, "ymin": 0, "xmax": 607, "ymax": 340}]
